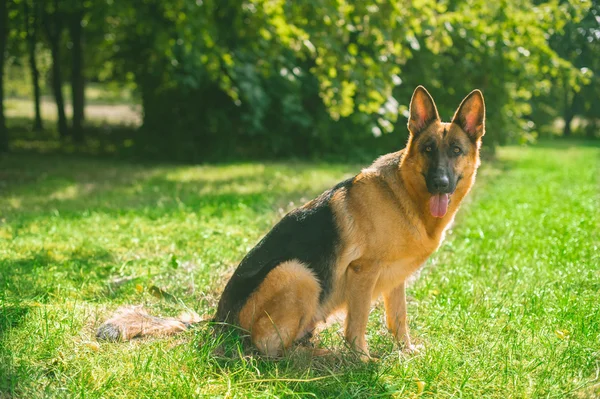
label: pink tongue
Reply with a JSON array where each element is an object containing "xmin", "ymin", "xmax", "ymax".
[{"xmin": 429, "ymin": 194, "xmax": 449, "ymax": 218}]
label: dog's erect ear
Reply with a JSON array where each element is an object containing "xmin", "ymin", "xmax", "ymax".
[
  {"xmin": 452, "ymin": 89, "xmax": 485, "ymax": 141},
  {"xmin": 408, "ymin": 86, "xmax": 440, "ymax": 136}
]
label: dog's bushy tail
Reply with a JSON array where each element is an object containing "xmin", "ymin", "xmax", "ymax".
[{"xmin": 96, "ymin": 306, "xmax": 203, "ymax": 342}]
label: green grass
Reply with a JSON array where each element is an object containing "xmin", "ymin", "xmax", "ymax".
[
  {"xmin": 5, "ymin": 97, "xmax": 141, "ymax": 127},
  {"xmin": 1, "ymin": 142, "xmax": 599, "ymax": 398}
]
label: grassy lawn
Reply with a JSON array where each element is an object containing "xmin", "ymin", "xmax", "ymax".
[
  {"xmin": 5, "ymin": 81, "xmax": 141, "ymax": 127},
  {"xmin": 1, "ymin": 142, "xmax": 598, "ymax": 398}
]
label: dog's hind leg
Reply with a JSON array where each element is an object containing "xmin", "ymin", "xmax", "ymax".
[{"xmin": 238, "ymin": 260, "xmax": 321, "ymax": 357}]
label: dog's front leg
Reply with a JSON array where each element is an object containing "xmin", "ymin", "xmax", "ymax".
[
  {"xmin": 384, "ymin": 282, "xmax": 419, "ymax": 352},
  {"xmin": 344, "ymin": 263, "xmax": 378, "ymax": 360}
]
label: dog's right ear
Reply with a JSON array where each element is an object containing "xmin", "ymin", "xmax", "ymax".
[{"xmin": 408, "ymin": 86, "xmax": 440, "ymax": 136}]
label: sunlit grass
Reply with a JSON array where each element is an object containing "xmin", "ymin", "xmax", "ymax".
[
  {"xmin": 1, "ymin": 141, "xmax": 599, "ymax": 398},
  {"xmin": 5, "ymin": 97, "xmax": 141, "ymax": 126},
  {"xmin": 5, "ymin": 81, "xmax": 141, "ymax": 127}
]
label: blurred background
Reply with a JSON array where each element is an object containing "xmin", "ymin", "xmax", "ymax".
[{"xmin": 0, "ymin": 0, "xmax": 598, "ymax": 162}]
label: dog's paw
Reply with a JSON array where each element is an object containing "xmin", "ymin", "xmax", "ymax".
[
  {"xmin": 402, "ymin": 343, "xmax": 424, "ymax": 355},
  {"xmin": 359, "ymin": 353, "xmax": 379, "ymax": 363},
  {"xmin": 310, "ymin": 347, "xmax": 332, "ymax": 357},
  {"xmin": 349, "ymin": 346, "xmax": 374, "ymax": 363}
]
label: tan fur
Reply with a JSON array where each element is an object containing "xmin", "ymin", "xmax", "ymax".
[
  {"xmin": 226, "ymin": 88, "xmax": 484, "ymax": 358},
  {"xmin": 96, "ymin": 306, "xmax": 201, "ymax": 342},
  {"xmin": 97, "ymin": 87, "xmax": 484, "ymax": 360},
  {"xmin": 383, "ymin": 282, "xmax": 411, "ymax": 348},
  {"xmin": 238, "ymin": 260, "xmax": 321, "ymax": 356}
]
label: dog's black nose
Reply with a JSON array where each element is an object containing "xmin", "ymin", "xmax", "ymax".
[{"xmin": 432, "ymin": 175, "xmax": 450, "ymax": 192}]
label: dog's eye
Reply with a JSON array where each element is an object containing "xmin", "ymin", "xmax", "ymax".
[
  {"xmin": 425, "ymin": 146, "xmax": 432, "ymax": 153},
  {"xmin": 453, "ymin": 146, "xmax": 462, "ymax": 155}
]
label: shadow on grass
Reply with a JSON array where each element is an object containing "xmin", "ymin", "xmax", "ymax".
[
  {"xmin": 0, "ymin": 248, "xmax": 115, "ymax": 303},
  {"xmin": 0, "ymin": 153, "xmax": 357, "ymax": 224},
  {"xmin": 229, "ymin": 356, "xmax": 391, "ymax": 397},
  {"xmin": 0, "ymin": 298, "xmax": 34, "ymax": 396},
  {"xmin": 6, "ymin": 117, "xmax": 393, "ymax": 164},
  {"xmin": 203, "ymin": 328, "xmax": 397, "ymax": 397},
  {"xmin": 0, "ymin": 305, "xmax": 30, "ymax": 395},
  {"xmin": 0, "ymin": 248, "xmax": 116, "ymax": 396},
  {"xmin": 7, "ymin": 118, "xmax": 142, "ymax": 160}
]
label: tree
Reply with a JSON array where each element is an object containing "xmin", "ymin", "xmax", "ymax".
[
  {"xmin": 42, "ymin": 0, "xmax": 69, "ymax": 138},
  {"xmin": 107, "ymin": 0, "xmax": 591, "ymax": 159},
  {"xmin": 68, "ymin": 3, "xmax": 84, "ymax": 142},
  {"xmin": 24, "ymin": 0, "xmax": 43, "ymax": 131},
  {"xmin": 547, "ymin": 0, "xmax": 598, "ymax": 137},
  {"xmin": 0, "ymin": 0, "xmax": 8, "ymax": 152},
  {"xmin": 4, "ymin": 0, "xmax": 594, "ymax": 158},
  {"xmin": 572, "ymin": 0, "xmax": 599, "ymax": 139}
]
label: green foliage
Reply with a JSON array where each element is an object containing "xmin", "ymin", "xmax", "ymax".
[
  {"xmin": 2, "ymin": 0, "xmax": 598, "ymax": 158},
  {"xmin": 545, "ymin": 0, "xmax": 600, "ymax": 138},
  {"xmin": 109, "ymin": 0, "xmax": 594, "ymax": 158},
  {"xmin": 0, "ymin": 142, "xmax": 599, "ymax": 397},
  {"xmin": 391, "ymin": 0, "xmax": 594, "ymax": 145}
]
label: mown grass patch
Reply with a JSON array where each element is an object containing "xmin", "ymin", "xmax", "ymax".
[{"xmin": 1, "ymin": 141, "xmax": 598, "ymax": 398}]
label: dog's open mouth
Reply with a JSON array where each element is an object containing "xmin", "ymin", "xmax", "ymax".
[{"xmin": 429, "ymin": 193, "xmax": 450, "ymax": 218}]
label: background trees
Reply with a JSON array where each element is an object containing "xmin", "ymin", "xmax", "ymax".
[
  {"xmin": 0, "ymin": 0, "xmax": 8, "ymax": 152},
  {"xmin": 548, "ymin": 0, "xmax": 599, "ymax": 138},
  {"xmin": 0, "ymin": 0, "xmax": 598, "ymax": 159}
]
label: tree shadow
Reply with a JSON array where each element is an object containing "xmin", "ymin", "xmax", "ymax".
[
  {"xmin": 0, "ymin": 153, "xmax": 358, "ymax": 224},
  {"xmin": 0, "ymin": 248, "xmax": 115, "ymax": 303},
  {"xmin": 8, "ymin": 120, "xmax": 141, "ymax": 160},
  {"xmin": 0, "ymin": 304, "xmax": 31, "ymax": 395}
]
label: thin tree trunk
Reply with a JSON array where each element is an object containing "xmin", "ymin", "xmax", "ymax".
[
  {"xmin": 69, "ymin": 9, "xmax": 84, "ymax": 143},
  {"xmin": 563, "ymin": 81, "xmax": 574, "ymax": 138},
  {"xmin": 24, "ymin": 0, "xmax": 43, "ymax": 131},
  {"xmin": 49, "ymin": 42, "xmax": 68, "ymax": 138},
  {"xmin": 563, "ymin": 114, "xmax": 573, "ymax": 137},
  {"xmin": 586, "ymin": 119, "xmax": 598, "ymax": 139},
  {"xmin": 42, "ymin": 0, "xmax": 69, "ymax": 138},
  {"xmin": 0, "ymin": 0, "xmax": 8, "ymax": 152}
]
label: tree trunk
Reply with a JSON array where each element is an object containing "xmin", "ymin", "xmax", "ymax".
[
  {"xmin": 0, "ymin": 0, "xmax": 8, "ymax": 152},
  {"xmin": 69, "ymin": 9, "xmax": 84, "ymax": 143},
  {"xmin": 49, "ymin": 42, "xmax": 68, "ymax": 138},
  {"xmin": 563, "ymin": 114, "xmax": 573, "ymax": 137},
  {"xmin": 24, "ymin": 0, "xmax": 43, "ymax": 131},
  {"xmin": 563, "ymin": 81, "xmax": 574, "ymax": 138},
  {"xmin": 586, "ymin": 119, "xmax": 598, "ymax": 139},
  {"xmin": 43, "ymin": 0, "xmax": 69, "ymax": 139}
]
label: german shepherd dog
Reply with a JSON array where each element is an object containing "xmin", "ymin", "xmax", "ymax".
[{"xmin": 97, "ymin": 86, "xmax": 485, "ymax": 359}]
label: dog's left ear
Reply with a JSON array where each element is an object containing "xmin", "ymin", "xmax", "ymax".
[{"xmin": 452, "ymin": 89, "xmax": 485, "ymax": 141}]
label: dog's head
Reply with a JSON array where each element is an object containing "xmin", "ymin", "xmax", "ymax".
[{"xmin": 403, "ymin": 86, "xmax": 485, "ymax": 218}]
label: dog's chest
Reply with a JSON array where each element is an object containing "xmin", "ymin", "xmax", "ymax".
[
  {"xmin": 377, "ymin": 224, "xmax": 441, "ymax": 263},
  {"xmin": 372, "ymin": 234, "xmax": 441, "ymax": 294},
  {"xmin": 373, "ymin": 254, "xmax": 427, "ymax": 294}
]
